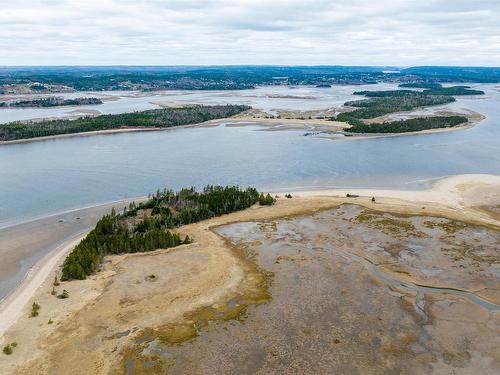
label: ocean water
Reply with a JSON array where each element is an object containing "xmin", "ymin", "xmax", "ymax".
[{"xmin": 0, "ymin": 83, "xmax": 499, "ymax": 226}]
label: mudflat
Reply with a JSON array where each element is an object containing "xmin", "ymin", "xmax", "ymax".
[{"xmin": 1, "ymin": 174, "xmax": 500, "ymax": 374}]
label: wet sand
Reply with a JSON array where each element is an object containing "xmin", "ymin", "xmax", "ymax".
[
  {"xmin": 0, "ymin": 199, "xmax": 139, "ymax": 302},
  {"xmin": 0, "ymin": 106, "xmax": 484, "ymax": 145},
  {"xmin": 1, "ymin": 174, "xmax": 499, "ymax": 374},
  {"xmin": 180, "ymin": 206, "xmax": 500, "ymax": 374}
]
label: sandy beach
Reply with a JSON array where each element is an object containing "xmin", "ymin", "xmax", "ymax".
[
  {"xmin": 1, "ymin": 174, "xmax": 499, "ymax": 374},
  {"xmin": 0, "ymin": 234, "xmax": 86, "ymax": 339},
  {"xmin": 0, "ymin": 199, "xmax": 143, "ymax": 303},
  {"xmin": 0, "ymin": 117, "xmax": 346, "ymax": 146},
  {"xmin": 0, "ymin": 106, "xmax": 485, "ymax": 146}
]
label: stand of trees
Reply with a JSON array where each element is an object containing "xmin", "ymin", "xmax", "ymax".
[
  {"xmin": 340, "ymin": 93, "xmax": 455, "ymax": 120},
  {"xmin": 3, "ymin": 97, "xmax": 103, "ymax": 108},
  {"xmin": 336, "ymin": 85, "xmax": 478, "ymax": 133},
  {"xmin": 0, "ymin": 105, "xmax": 251, "ymax": 141},
  {"xmin": 353, "ymin": 90, "xmax": 417, "ymax": 97},
  {"xmin": 422, "ymin": 86, "xmax": 484, "ymax": 96},
  {"xmin": 61, "ymin": 185, "xmax": 263, "ymax": 280},
  {"xmin": 258, "ymin": 193, "xmax": 276, "ymax": 205},
  {"xmin": 345, "ymin": 116, "xmax": 468, "ymax": 134},
  {"xmin": 398, "ymin": 83, "xmax": 484, "ymax": 95},
  {"xmin": 399, "ymin": 83, "xmax": 442, "ymax": 89}
]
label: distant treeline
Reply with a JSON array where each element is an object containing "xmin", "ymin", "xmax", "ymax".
[
  {"xmin": 0, "ymin": 104, "xmax": 250, "ymax": 141},
  {"xmin": 335, "ymin": 84, "xmax": 479, "ymax": 134},
  {"xmin": 61, "ymin": 185, "xmax": 264, "ymax": 280},
  {"xmin": 2, "ymin": 97, "xmax": 103, "ymax": 108},
  {"xmin": 339, "ymin": 93, "xmax": 454, "ymax": 120},
  {"xmin": 0, "ymin": 66, "xmax": 499, "ymax": 93},
  {"xmin": 355, "ymin": 84, "xmax": 484, "ymax": 97},
  {"xmin": 336, "ymin": 83, "xmax": 474, "ymax": 133},
  {"xmin": 399, "ymin": 83, "xmax": 442, "ymax": 89},
  {"xmin": 345, "ymin": 116, "xmax": 468, "ymax": 134},
  {"xmin": 398, "ymin": 83, "xmax": 484, "ymax": 96}
]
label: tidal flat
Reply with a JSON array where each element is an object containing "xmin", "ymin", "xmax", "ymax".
[
  {"xmin": 1, "ymin": 176, "xmax": 500, "ymax": 374},
  {"xmin": 161, "ymin": 206, "xmax": 500, "ymax": 374}
]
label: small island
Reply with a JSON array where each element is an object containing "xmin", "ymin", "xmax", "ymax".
[
  {"xmin": 0, "ymin": 104, "xmax": 251, "ymax": 142},
  {"xmin": 334, "ymin": 85, "xmax": 483, "ymax": 134},
  {"xmin": 398, "ymin": 82, "xmax": 485, "ymax": 95},
  {"xmin": 1, "ymin": 97, "xmax": 103, "ymax": 108}
]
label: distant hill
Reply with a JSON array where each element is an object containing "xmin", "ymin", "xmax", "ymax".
[
  {"xmin": 0, "ymin": 65, "xmax": 499, "ymax": 93},
  {"xmin": 401, "ymin": 66, "xmax": 500, "ymax": 83}
]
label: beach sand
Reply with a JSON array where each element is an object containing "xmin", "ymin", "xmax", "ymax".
[
  {"xmin": 0, "ymin": 199, "xmax": 141, "ymax": 304},
  {"xmin": 1, "ymin": 174, "xmax": 499, "ymax": 374},
  {"xmin": 0, "ymin": 107, "xmax": 482, "ymax": 145}
]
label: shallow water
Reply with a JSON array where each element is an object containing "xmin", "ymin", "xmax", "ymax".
[
  {"xmin": 0, "ymin": 83, "xmax": 396, "ymax": 123},
  {"xmin": 155, "ymin": 205, "xmax": 500, "ymax": 374},
  {"xmin": 1, "ymin": 84, "xmax": 500, "ymax": 226},
  {"xmin": 216, "ymin": 205, "xmax": 500, "ymax": 308}
]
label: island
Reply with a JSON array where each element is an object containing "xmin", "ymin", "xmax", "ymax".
[
  {"xmin": 0, "ymin": 104, "xmax": 251, "ymax": 142},
  {"xmin": 1, "ymin": 97, "xmax": 103, "ymax": 108},
  {"xmin": 399, "ymin": 82, "xmax": 485, "ymax": 95},
  {"xmin": 334, "ymin": 86, "xmax": 483, "ymax": 134}
]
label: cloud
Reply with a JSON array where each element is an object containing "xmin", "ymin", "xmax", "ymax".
[{"xmin": 0, "ymin": 0, "xmax": 499, "ymax": 65}]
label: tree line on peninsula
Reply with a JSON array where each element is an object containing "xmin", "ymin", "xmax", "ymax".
[
  {"xmin": 334, "ymin": 84, "xmax": 480, "ymax": 133},
  {"xmin": 61, "ymin": 185, "xmax": 275, "ymax": 280},
  {"xmin": 0, "ymin": 97, "xmax": 102, "ymax": 108},
  {"xmin": 0, "ymin": 104, "xmax": 251, "ymax": 141}
]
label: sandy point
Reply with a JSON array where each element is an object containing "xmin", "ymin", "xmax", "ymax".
[{"xmin": 0, "ymin": 174, "xmax": 499, "ymax": 374}]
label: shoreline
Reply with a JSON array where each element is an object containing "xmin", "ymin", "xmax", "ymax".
[
  {"xmin": 0, "ymin": 198, "xmax": 143, "ymax": 305},
  {"xmin": 0, "ymin": 107, "xmax": 486, "ymax": 145},
  {"xmin": 0, "ymin": 231, "xmax": 88, "ymax": 339},
  {"xmin": 1, "ymin": 174, "xmax": 500, "ymax": 346},
  {"xmin": 0, "ymin": 197, "xmax": 146, "ymax": 231}
]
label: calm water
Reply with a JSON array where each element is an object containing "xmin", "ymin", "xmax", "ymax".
[
  {"xmin": 0, "ymin": 83, "xmax": 398, "ymax": 123},
  {"xmin": 0, "ymin": 84, "xmax": 499, "ymax": 227}
]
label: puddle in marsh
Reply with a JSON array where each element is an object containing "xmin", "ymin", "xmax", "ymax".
[{"xmin": 140, "ymin": 205, "xmax": 500, "ymax": 374}]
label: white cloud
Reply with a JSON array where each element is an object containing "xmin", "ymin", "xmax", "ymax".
[{"xmin": 0, "ymin": 0, "xmax": 499, "ymax": 65}]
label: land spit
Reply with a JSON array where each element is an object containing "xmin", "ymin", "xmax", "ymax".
[{"xmin": 0, "ymin": 174, "xmax": 499, "ymax": 374}]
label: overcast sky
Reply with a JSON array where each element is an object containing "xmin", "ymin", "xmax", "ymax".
[{"xmin": 1, "ymin": 0, "xmax": 499, "ymax": 66}]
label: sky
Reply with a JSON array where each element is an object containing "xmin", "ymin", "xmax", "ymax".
[{"xmin": 1, "ymin": 0, "xmax": 499, "ymax": 66}]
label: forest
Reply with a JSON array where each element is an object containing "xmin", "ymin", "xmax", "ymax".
[
  {"xmin": 336, "ymin": 86, "xmax": 476, "ymax": 133},
  {"xmin": 2, "ymin": 66, "xmax": 498, "ymax": 94},
  {"xmin": 399, "ymin": 83, "xmax": 442, "ymax": 89},
  {"xmin": 61, "ymin": 185, "xmax": 268, "ymax": 280},
  {"xmin": 0, "ymin": 104, "xmax": 250, "ymax": 141},
  {"xmin": 345, "ymin": 115, "xmax": 468, "ymax": 134},
  {"xmin": 399, "ymin": 83, "xmax": 484, "ymax": 95},
  {"xmin": 339, "ymin": 93, "xmax": 455, "ymax": 120},
  {"xmin": 3, "ymin": 97, "xmax": 103, "ymax": 108}
]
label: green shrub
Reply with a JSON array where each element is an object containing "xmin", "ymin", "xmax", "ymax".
[
  {"xmin": 259, "ymin": 193, "xmax": 276, "ymax": 206},
  {"xmin": 30, "ymin": 302, "xmax": 40, "ymax": 317},
  {"xmin": 3, "ymin": 345, "xmax": 12, "ymax": 355},
  {"xmin": 57, "ymin": 290, "xmax": 69, "ymax": 299}
]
